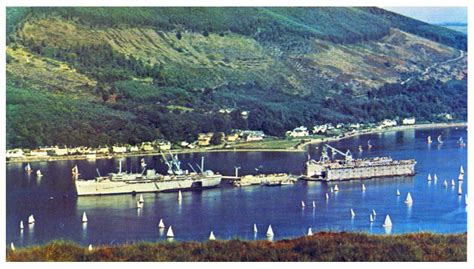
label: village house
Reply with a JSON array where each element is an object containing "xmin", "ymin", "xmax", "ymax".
[
  {"xmin": 140, "ymin": 142, "xmax": 154, "ymax": 152},
  {"xmin": 95, "ymin": 146, "xmax": 110, "ymax": 155},
  {"xmin": 129, "ymin": 145, "xmax": 139, "ymax": 152},
  {"xmin": 240, "ymin": 130, "xmax": 265, "ymax": 141},
  {"xmin": 29, "ymin": 149, "xmax": 49, "ymax": 158},
  {"xmin": 112, "ymin": 145, "xmax": 127, "ymax": 153},
  {"xmin": 287, "ymin": 126, "xmax": 309, "ymax": 137},
  {"xmin": 402, "ymin": 117, "xmax": 416, "ymax": 125},
  {"xmin": 197, "ymin": 133, "xmax": 214, "ymax": 146},
  {"xmin": 226, "ymin": 133, "xmax": 240, "ymax": 142},
  {"xmin": 380, "ymin": 119, "xmax": 397, "ymax": 128},
  {"xmin": 6, "ymin": 148, "xmax": 24, "ymax": 158},
  {"xmin": 157, "ymin": 141, "xmax": 172, "ymax": 151}
]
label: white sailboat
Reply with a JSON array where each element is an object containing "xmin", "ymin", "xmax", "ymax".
[
  {"xmin": 427, "ymin": 173, "xmax": 432, "ymax": 181},
  {"xmin": 350, "ymin": 208, "xmax": 355, "ymax": 217},
  {"xmin": 362, "ymin": 184, "xmax": 366, "ymax": 191},
  {"xmin": 367, "ymin": 140, "xmax": 373, "ymax": 149},
  {"xmin": 369, "ymin": 214, "xmax": 374, "ymax": 223},
  {"xmin": 334, "ymin": 185, "xmax": 339, "ymax": 192},
  {"xmin": 312, "ymin": 201, "xmax": 316, "ymax": 208},
  {"xmin": 427, "ymin": 136, "xmax": 432, "ymax": 144},
  {"xmin": 451, "ymin": 179, "xmax": 456, "ymax": 187},
  {"xmin": 10, "ymin": 242, "xmax": 15, "ymax": 251},
  {"xmin": 372, "ymin": 209, "xmax": 376, "ymax": 216},
  {"xmin": 178, "ymin": 190, "xmax": 182, "ymax": 201},
  {"xmin": 71, "ymin": 165, "xmax": 80, "ymax": 176},
  {"xmin": 20, "ymin": 221, "xmax": 24, "ymax": 230},
  {"xmin": 443, "ymin": 180, "xmax": 448, "ymax": 188},
  {"xmin": 36, "ymin": 170, "xmax": 43, "ymax": 177},
  {"xmin": 404, "ymin": 192, "xmax": 413, "ymax": 204},
  {"xmin": 307, "ymin": 227, "xmax": 313, "ymax": 236},
  {"xmin": 82, "ymin": 212, "xmax": 88, "ymax": 223},
  {"xmin": 158, "ymin": 219, "xmax": 165, "ymax": 229},
  {"xmin": 458, "ymin": 173, "xmax": 464, "ymax": 181},
  {"xmin": 458, "ymin": 137, "xmax": 466, "ymax": 146},
  {"xmin": 136, "ymin": 200, "xmax": 143, "ymax": 209},
  {"xmin": 25, "ymin": 163, "xmax": 32, "ymax": 173},
  {"xmin": 253, "ymin": 224, "xmax": 258, "ymax": 233},
  {"xmin": 140, "ymin": 158, "xmax": 147, "ymax": 169},
  {"xmin": 396, "ymin": 189, "xmax": 400, "ymax": 196},
  {"xmin": 460, "ymin": 165, "xmax": 465, "ymax": 175},
  {"xmin": 437, "ymin": 135, "xmax": 443, "ymax": 144},
  {"xmin": 166, "ymin": 226, "xmax": 174, "ymax": 237},
  {"xmin": 382, "ymin": 214, "xmax": 392, "ymax": 227},
  {"xmin": 301, "ymin": 201, "xmax": 305, "ymax": 208},
  {"xmin": 28, "ymin": 214, "xmax": 35, "ymax": 224},
  {"xmin": 139, "ymin": 194, "xmax": 144, "ymax": 204},
  {"xmin": 325, "ymin": 193, "xmax": 329, "ymax": 201},
  {"xmin": 266, "ymin": 225, "xmax": 274, "ymax": 237},
  {"xmin": 433, "ymin": 174, "xmax": 438, "ymax": 181},
  {"xmin": 209, "ymin": 231, "xmax": 216, "ymax": 241}
]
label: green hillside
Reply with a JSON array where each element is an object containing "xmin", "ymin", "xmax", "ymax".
[{"xmin": 5, "ymin": 7, "xmax": 467, "ymax": 148}]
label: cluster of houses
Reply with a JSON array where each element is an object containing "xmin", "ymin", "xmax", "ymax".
[
  {"xmin": 286, "ymin": 117, "xmax": 418, "ymax": 138},
  {"xmin": 196, "ymin": 130, "xmax": 265, "ymax": 146}
]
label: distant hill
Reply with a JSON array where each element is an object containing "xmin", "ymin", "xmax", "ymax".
[{"xmin": 6, "ymin": 7, "xmax": 467, "ymax": 148}]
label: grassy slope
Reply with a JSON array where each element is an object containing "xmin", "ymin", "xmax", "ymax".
[{"xmin": 6, "ymin": 232, "xmax": 467, "ymax": 261}]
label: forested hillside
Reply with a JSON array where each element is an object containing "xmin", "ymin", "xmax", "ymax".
[{"xmin": 6, "ymin": 7, "xmax": 467, "ymax": 148}]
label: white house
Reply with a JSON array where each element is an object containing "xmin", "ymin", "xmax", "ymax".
[
  {"xmin": 381, "ymin": 119, "xmax": 397, "ymax": 127},
  {"xmin": 402, "ymin": 117, "xmax": 416, "ymax": 125},
  {"xmin": 112, "ymin": 145, "xmax": 127, "ymax": 153},
  {"xmin": 6, "ymin": 149, "xmax": 24, "ymax": 158},
  {"xmin": 312, "ymin": 124, "xmax": 328, "ymax": 134},
  {"xmin": 287, "ymin": 126, "xmax": 309, "ymax": 137}
]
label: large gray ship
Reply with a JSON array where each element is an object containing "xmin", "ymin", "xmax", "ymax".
[
  {"xmin": 304, "ymin": 144, "xmax": 416, "ymax": 181},
  {"xmin": 75, "ymin": 153, "xmax": 221, "ymax": 196}
]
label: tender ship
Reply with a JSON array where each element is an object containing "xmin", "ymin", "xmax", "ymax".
[
  {"xmin": 75, "ymin": 153, "xmax": 222, "ymax": 196},
  {"xmin": 304, "ymin": 144, "xmax": 416, "ymax": 181}
]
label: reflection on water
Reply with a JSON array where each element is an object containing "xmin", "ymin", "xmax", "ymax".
[{"xmin": 6, "ymin": 127, "xmax": 467, "ymax": 246}]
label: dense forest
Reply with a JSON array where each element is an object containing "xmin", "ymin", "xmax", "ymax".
[{"xmin": 5, "ymin": 7, "xmax": 468, "ymax": 148}]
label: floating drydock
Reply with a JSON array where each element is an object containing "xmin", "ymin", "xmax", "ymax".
[
  {"xmin": 75, "ymin": 154, "xmax": 221, "ymax": 196},
  {"xmin": 232, "ymin": 173, "xmax": 297, "ymax": 187},
  {"xmin": 304, "ymin": 144, "xmax": 416, "ymax": 181}
]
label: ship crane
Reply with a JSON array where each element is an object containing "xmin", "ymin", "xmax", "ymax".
[{"xmin": 323, "ymin": 144, "xmax": 353, "ymax": 162}]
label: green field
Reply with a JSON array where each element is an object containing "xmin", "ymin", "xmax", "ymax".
[{"xmin": 6, "ymin": 232, "xmax": 466, "ymax": 262}]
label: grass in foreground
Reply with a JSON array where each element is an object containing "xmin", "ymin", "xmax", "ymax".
[{"xmin": 6, "ymin": 232, "xmax": 466, "ymax": 262}]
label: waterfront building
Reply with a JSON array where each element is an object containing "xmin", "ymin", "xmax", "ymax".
[
  {"xmin": 6, "ymin": 148, "xmax": 24, "ymax": 158},
  {"xmin": 197, "ymin": 133, "xmax": 214, "ymax": 146},
  {"xmin": 287, "ymin": 126, "xmax": 309, "ymax": 137},
  {"xmin": 112, "ymin": 145, "xmax": 127, "ymax": 153},
  {"xmin": 402, "ymin": 117, "xmax": 416, "ymax": 125}
]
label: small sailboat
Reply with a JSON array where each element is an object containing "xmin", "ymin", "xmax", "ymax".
[
  {"xmin": 136, "ymin": 200, "xmax": 143, "ymax": 209},
  {"xmin": 460, "ymin": 165, "xmax": 465, "ymax": 175},
  {"xmin": 88, "ymin": 244, "xmax": 93, "ymax": 251},
  {"xmin": 28, "ymin": 214, "xmax": 35, "ymax": 224},
  {"xmin": 427, "ymin": 136, "xmax": 432, "ymax": 144},
  {"xmin": 25, "ymin": 163, "xmax": 32, "ymax": 173},
  {"xmin": 330, "ymin": 187, "xmax": 334, "ymax": 193},
  {"xmin": 404, "ymin": 192, "xmax": 413, "ymax": 204},
  {"xmin": 158, "ymin": 219, "xmax": 165, "ymax": 229},
  {"xmin": 334, "ymin": 185, "xmax": 339, "ymax": 192},
  {"xmin": 71, "ymin": 165, "xmax": 80, "ymax": 176},
  {"xmin": 369, "ymin": 214, "xmax": 374, "ymax": 223},
  {"xmin": 307, "ymin": 227, "xmax": 313, "ymax": 236},
  {"xmin": 266, "ymin": 225, "xmax": 274, "ymax": 237},
  {"xmin": 396, "ymin": 189, "xmax": 400, "ymax": 196},
  {"xmin": 82, "ymin": 212, "xmax": 88, "ymax": 223},
  {"xmin": 372, "ymin": 209, "xmax": 376, "ymax": 216},
  {"xmin": 36, "ymin": 170, "xmax": 43, "ymax": 177},
  {"xmin": 140, "ymin": 158, "xmax": 147, "ymax": 169},
  {"xmin": 427, "ymin": 173, "xmax": 432, "ymax": 181},
  {"xmin": 178, "ymin": 190, "xmax": 182, "ymax": 201},
  {"xmin": 362, "ymin": 184, "xmax": 366, "ymax": 191},
  {"xmin": 451, "ymin": 179, "xmax": 456, "ymax": 187},
  {"xmin": 358, "ymin": 145, "xmax": 363, "ymax": 153},
  {"xmin": 367, "ymin": 140, "xmax": 373, "ymax": 149},
  {"xmin": 20, "ymin": 221, "xmax": 24, "ymax": 230},
  {"xmin": 10, "ymin": 242, "xmax": 15, "ymax": 251},
  {"xmin": 350, "ymin": 208, "xmax": 355, "ymax": 217},
  {"xmin": 382, "ymin": 214, "xmax": 392, "ymax": 227},
  {"xmin": 312, "ymin": 201, "xmax": 316, "ymax": 208},
  {"xmin": 437, "ymin": 135, "xmax": 443, "ymax": 144},
  {"xmin": 139, "ymin": 194, "xmax": 145, "ymax": 204},
  {"xmin": 458, "ymin": 137, "xmax": 466, "ymax": 147},
  {"xmin": 253, "ymin": 224, "xmax": 258, "ymax": 233},
  {"xmin": 443, "ymin": 180, "xmax": 448, "ymax": 188},
  {"xmin": 433, "ymin": 174, "xmax": 438, "ymax": 181},
  {"xmin": 325, "ymin": 193, "xmax": 329, "ymax": 201},
  {"xmin": 301, "ymin": 201, "xmax": 305, "ymax": 208},
  {"xmin": 166, "ymin": 226, "xmax": 174, "ymax": 237},
  {"xmin": 209, "ymin": 231, "xmax": 216, "ymax": 241},
  {"xmin": 458, "ymin": 173, "xmax": 464, "ymax": 181}
]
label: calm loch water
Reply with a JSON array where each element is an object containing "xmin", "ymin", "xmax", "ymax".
[{"xmin": 6, "ymin": 127, "xmax": 467, "ymax": 247}]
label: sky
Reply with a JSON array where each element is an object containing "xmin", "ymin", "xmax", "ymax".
[{"xmin": 383, "ymin": 7, "xmax": 467, "ymax": 24}]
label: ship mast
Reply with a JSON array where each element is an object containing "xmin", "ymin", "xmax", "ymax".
[{"xmin": 324, "ymin": 144, "xmax": 353, "ymax": 162}]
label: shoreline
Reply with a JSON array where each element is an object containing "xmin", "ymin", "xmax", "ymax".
[{"xmin": 6, "ymin": 122, "xmax": 466, "ymax": 164}]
